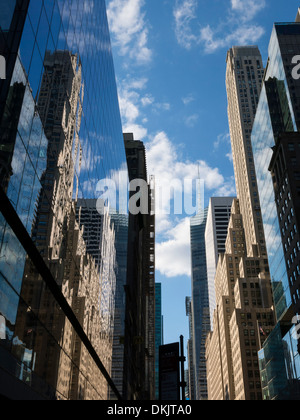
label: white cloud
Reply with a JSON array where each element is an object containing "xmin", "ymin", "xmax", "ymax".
[
  {"xmin": 173, "ymin": 0, "xmax": 266, "ymax": 53},
  {"xmin": 182, "ymin": 94, "xmax": 195, "ymax": 105},
  {"xmin": 200, "ymin": 24, "xmax": 265, "ymax": 54},
  {"xmin": 230, "ymin": 0, "xmax": 266, "ymax": 21},
  {"xmin": 141, "ymin": 94, "xmax": 155, "ymax": 107},
  {"xmin": 123, "ymin": 123, "xmax": 148, "ymax": 140},
  {"xmin": 117, "ymin": 78, "xmax": 170, "ymax": 141},
  {"xmin": 156, "ymin": 217, "xmax": 192, "ymax": 278},
  {"xmin": 143, "ymin": 131, "xmax": 237, "ymax": 277},
  {"xmin": 118, "ymin": 90, "xmax": 140, "ymax": 124},
  {"xmin": 215, "ymin": 176, "xmax": 236, "ymax": 197},
  {"xmin": 126, "ymin": 77, "xmax": 148, "ymax": 90},
  {"xmin": 117, "ymin": 77, "xmax": 149, "ymax": 138},
  {"xmin": 226, "ymin": 152, "xmax": 233, "ymax": 162},
  {"xmin": 107, "ymin": 0, "xmax": 152, "ymax": 65},
  {"xmin": 145, "ymin": 131, "xmax": 230, "ymax": 233},
  {"xmin": 111, "ymin": 126, "xmax": 235, "ymax": 277},
  {"xmin": 184, "ymin": 113, "xmax": 199, "ymax": 128},
  {"xmin": 155, "ymin": 102, "xmax": 171, "ymax": 112},
  {"xmin": 214, "ymin": 132, "xmax": 231, "ymax": 150},
  {"xmin": 173, "ymin": 0, "xmax": 198, "ymax": 49}
]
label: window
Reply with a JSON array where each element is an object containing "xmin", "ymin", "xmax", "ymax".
[
  {"xmin": 288, "ymin": 143, "xmax": 295, "ymax": 151},
  {"xmin": 291, "ymin": 157, "xmax": 297, "ymax": 166}
]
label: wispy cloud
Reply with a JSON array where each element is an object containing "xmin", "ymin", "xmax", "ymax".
[
  {"xmin": 173, "ymin": 0, "xmax": 198, "ymax": 49},
  {"xmin": 173, "ymin": 0, "xmax": 267, "ymax": 53},
  {"xmin": 199, "ymin": 24, "xmax": 265, "ymax": 54},
  {"xmin": 184, "ymin": 113, "xmax": 199, "ymax": 128},
  {"xmin": 107, "ymin": 0, "xmax": 152, "ymax": 65},
  {"xmin": 230, "ymin": 0, "xmax": 266, "ymax": 21},
  {"xmin": 213, "ymin": 132, "xmax": 231, "ymax": 151},
  {"xmin": 116, "ymin": 75, "xmax": 171, "ymax": 140},
  {"xmin": 182, "ymin": 94, "xmax": 195, "ymax": 105}
]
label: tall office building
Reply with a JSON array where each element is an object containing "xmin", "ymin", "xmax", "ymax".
[
  {"xmin": 0, "ymin": 1, "xmax": 127, "ymax": 400},
  {"xmin": 206, "ymin": 199, "xmax": 275, "ymax": 401},
  {"xmin": 205, "ymin": 197, "xmax": 235, "ymax": 330},
  {"xmin": 269, "ymin": 133, "xmax": 300, "ymax": 317},
  {"xmin": 190, "ymin": 207, "xmax": 210, "ymax": 400},
  {"xmin": 185, "ymin": 296, "xmax": 196, "ymax": 400},
  {"xmin": 109, "ymin": 212, "xmax": 128, "ymax": 400},
  {"xmin": 251, "ymin": 18, "xmax": 300, "ymax": 399},
  {"xmin": 123, "ymin": 133, "xmax": 156, "ymax": 400},
  {"xmin": 205, "ymin": 45, "xmax": 276, "ymax": 400},
  {"xmin": 226, "ymin": 46, "xmax": 267, "ymax": 259}
]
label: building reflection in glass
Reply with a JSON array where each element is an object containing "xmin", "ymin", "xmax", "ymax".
[
  {"xmin": 0, "ymin": 0, "xmax": 127, "ymax": 400},
  {"xmin": 252, "ymin": 22, "xmax": 300, "ymax": 400}
]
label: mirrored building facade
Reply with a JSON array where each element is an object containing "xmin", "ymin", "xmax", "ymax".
[
  {"xmin": 190, "ymin": 208, "xmax": 210, "ymax": 400},
  {"xmin": 0, "ymin": 0, "xmax": 127, "ymax": 400},
  {"xmin": 252, "ymin": 22, "xmax": 300, "ymax": 400}
]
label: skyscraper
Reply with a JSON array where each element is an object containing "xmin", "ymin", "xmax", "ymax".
[
  {"xmin": 109, "ymin": 212, "xmax": 129, "ymax": 400},
  {"xmin": 205, "ymin": 45, "xmax": 276, "ymax": 400},
  {"xmin": 226, "ymin": 46, "xmax": 267, "ymax": 259},
  {"xmin": 206, "ymin": 199, "xmax": 275, "ymax": 401},
  {"xmin": 205, "ymin": 197, "xmax": 235, "ymax": 330},
  {"xmin": 269, "ymin": 132, "xmax": 300, "ymax": 317},
  {"xmin": 251, "ymin": 18, "xmax": 300, "ymax": 400},
  {"xmin": 186, "ymin": 296, "xmax": 196, "ymax": 400},
  {"xmin": 123, "ymin": 133, "xmax": 156, "ymax": 401},
  {"xmin": 0, "ymin": 1, "xmax": 126, "ymax": 400},
  {"xmin": 190, "ymin": 207, "xmax": 209, "ymax": 400}
]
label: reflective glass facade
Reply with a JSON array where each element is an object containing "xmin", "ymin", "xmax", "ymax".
[
  {"xmin": 252, "ymin": 23, "xmax": 300, "ymax": 399},
  {"xmin": 252, "ymin": 84, "xmax": 292, "ymax": 320},
  {"xmin": 190, "ymin": 208, "xmax": 209, "ymax": 400},
  {"xmin": 0, "ymin": 0, "xmax": 17, "ymax": 31},
  {"xmin": 109, "ymin": 213, "xmax": 128, "ymax": 400},
  {"xmin": 259, "ymin": 323, "xmax": 300, "ymax": 400},
  {"xmin": 0, "ymin": 0, "xmax": 127, "ymax": 400}
]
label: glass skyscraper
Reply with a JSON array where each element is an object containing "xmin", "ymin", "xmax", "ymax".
[
  {"xmin": 185, "ymin": 296, "xmax": 195, "ymax": 400},
  {"xmin": 0, "ymin": 0, "xmax": 127, "ymax": 400},
  {"xmin": 190, "ymin": 208, "xmax": 209, "ymax": 400},
  {"xmin": 110, "ymin": 212, "xmax": 128, "ymax": 400},
  {"xmin": 252, "ymin": 21, "xmax": 300, "ymax": 400}
]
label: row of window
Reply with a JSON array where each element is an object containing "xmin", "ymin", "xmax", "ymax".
[
  {"xmin": 285, "ymin": 241, "xmax": 300, "ymax": 261},
  {"xmin": 281, "ymin": 217, "xmax": 297, "ymax": 240}
]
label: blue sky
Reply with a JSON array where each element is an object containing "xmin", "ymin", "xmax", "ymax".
[{"xmin": 106, "ymin": 0, "xmax": 300, "ymax": 347}]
